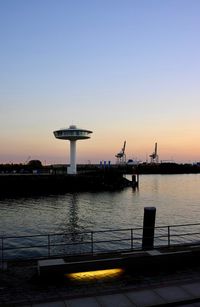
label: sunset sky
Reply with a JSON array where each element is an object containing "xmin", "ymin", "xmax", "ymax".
[{"xmin": 1, "ymin": 0, "xmax": 200, "ymax": 164}]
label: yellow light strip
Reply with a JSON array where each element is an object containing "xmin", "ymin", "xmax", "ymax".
[{"xmin": 65, "ymin": 268, "xmax": 124, "ymax": 281}]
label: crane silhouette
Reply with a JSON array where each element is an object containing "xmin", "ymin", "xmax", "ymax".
[
  {"xmin": 115, "ymin": 141, "xmax": 126, "ymax": 164},
  {"xmin": 149, "ymin": 142, "xmax": 159, "ymax": 163}
]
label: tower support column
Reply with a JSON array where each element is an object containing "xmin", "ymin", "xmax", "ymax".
[{"xmin": 68, "ymin": 140, "xmax": 77, "ymax": 174}]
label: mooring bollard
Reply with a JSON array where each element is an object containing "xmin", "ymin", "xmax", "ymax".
[{"xmin": 142, "ymin": 207, "xmax": 156, "ymax": 250}]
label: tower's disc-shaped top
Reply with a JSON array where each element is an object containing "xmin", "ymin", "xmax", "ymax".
[{"xmin": 53, "ymin": 125, "xmax": 93, "ymax": 141}]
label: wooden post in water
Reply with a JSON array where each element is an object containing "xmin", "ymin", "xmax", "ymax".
[
  {"xmin": 132, "ymin": 174, "xmax": 139, "ymax": 188},
  {"xmin": 136, "ymin": 173, "xmax": 139, "ymax": 186},
  {"xmin": 132, "ymin": 174, "xmax": 136, "ymax": 187},
  {"xmin": 142, "ymin": 207, "xmax": 156, "ymax": 250}
]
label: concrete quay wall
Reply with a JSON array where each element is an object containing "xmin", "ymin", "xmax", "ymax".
[{"xmin": 37, "ymin": 244, "xmax": 200, "ymax": 279}]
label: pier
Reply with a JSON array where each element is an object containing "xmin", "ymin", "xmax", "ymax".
[{"xmin": 0, "ymin": 168, "xmax": 135, "ymax": 197}]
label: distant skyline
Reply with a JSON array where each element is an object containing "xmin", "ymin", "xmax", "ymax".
[{"xmin": 1, "ymin": 0, "xmax": 200, "ymax": 164}]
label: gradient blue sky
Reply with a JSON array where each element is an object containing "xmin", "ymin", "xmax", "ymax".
[{"xmin": 1, "ymin": 0, "xmax": 200, "ymax": 164}]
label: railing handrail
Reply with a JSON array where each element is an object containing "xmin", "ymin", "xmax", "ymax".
[
  {"xmin": 1, "ymin": 222, "xmax": 200, "ymax": 265},
  {"xmin": 0, "ymin": 227, "xmax": 138, "ymax": 239},
  {"xmin": 1, "ymin": 222, "xmax": 200, "ymax": 240},
  {"xmin": 155, "ymin": 222, "xmax": 200, "ymax": 229}
]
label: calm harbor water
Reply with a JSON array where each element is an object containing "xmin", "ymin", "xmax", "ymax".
[
  {"xmin": 0, "ymin": 174, "xmax": 200, "ymax": 260},
  {"xmin": 1, "ymin": 174, "xmax": 200, "ymax": 259}
]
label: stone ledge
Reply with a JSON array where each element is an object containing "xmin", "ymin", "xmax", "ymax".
[{"xmin": 38, "ymin": 257, "xmax": 122, "ymax": 276}]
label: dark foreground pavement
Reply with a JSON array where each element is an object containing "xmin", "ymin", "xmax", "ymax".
[{"xmin": 1, "ymin": 246, "xmax": 200, "ymax": 306}]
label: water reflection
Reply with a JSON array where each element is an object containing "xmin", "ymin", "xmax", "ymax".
[
  {"xmin": 68, "ymin": 193, "xmax": 79, "ymax": 239},
  {"xmin": 151, "ymin": 175, "xmax": 159, "ymax": 193}
]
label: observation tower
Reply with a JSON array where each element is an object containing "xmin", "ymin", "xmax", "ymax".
[{"xmin": 53, "ymin": 125, "xmax": 92, "ymax": 174}]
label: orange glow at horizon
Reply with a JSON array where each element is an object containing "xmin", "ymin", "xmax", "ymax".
[{"xmin": 1, "ymin": 120, "xmax": 200, "ymax": 164}]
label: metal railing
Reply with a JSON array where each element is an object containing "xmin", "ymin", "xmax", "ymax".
[{"xmin": 1, "ymin": 223, "xmax": 200, "ymax": 266}]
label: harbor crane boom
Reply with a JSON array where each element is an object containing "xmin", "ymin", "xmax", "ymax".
[
  {"xmin": 24, "ymin": 156, "xmax": 31, "ymax": 165},
  {"xmin": 115, "ymin": 141, "xmax": 126, "ymax": 164},
  {"xmin": 149, "ymin": 142, "xmax": 159, "ymax": 163}
]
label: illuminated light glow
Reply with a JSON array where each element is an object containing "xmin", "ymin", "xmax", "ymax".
[{"xmin": 65, "ymin": 268, "xmax": 124, "ymax": 281}]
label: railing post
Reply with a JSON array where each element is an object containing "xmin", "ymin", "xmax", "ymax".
[
  {"xmin": 1, "ymin": 237, "xmax": 3, "ymax": 270},
  {"xmin": 131, "ymin": 229, "xmax": 133, "ymax": 250},
  {"xmin": 91, "ymin": 231, "xmax": 94, "ymax": 255},
  {"xmin": 168, "ymin": 226, "xmax": 170, "ymax": 247},
  {"xmin": 48, "ymin": 235, "xmax": 50, "ymax": 258}
]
